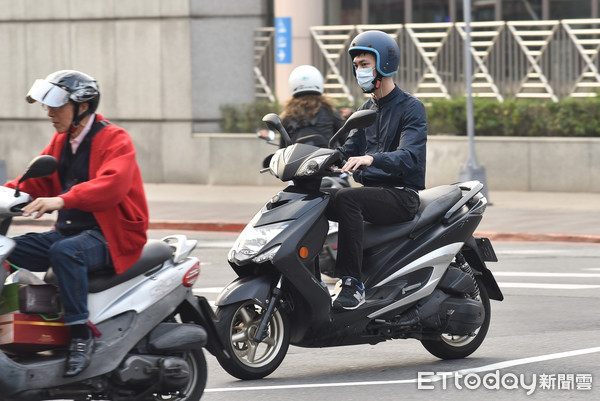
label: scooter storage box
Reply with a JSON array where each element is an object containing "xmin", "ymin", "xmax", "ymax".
[
  {"xmin": 0, "ymin": 312, "xmax": 69, "ymax": 353},
  {"xmin": 18, "ymin": 283, "xmax": 61, "ymax": 314}
]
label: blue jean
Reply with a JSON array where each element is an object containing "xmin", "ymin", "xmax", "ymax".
[{"xmin": 8, "ymin": 229, "xmax": 113, "ymax": 325}]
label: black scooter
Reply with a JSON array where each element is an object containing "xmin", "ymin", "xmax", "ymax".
[{"xmin": 214, "ymin": 110, "xmax": 503, "ymax": 380}]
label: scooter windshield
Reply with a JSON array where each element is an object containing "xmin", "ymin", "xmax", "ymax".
[{"xmin": 25, "ymin": 79, "xmax": 70, "ymax": 107}]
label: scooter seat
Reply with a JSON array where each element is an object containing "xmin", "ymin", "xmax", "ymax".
[
  {"xmin": 44, "ymin": 240, "xmax": 173, "ymax": 293},
  {"xmin": 363, "ymin": 184, "xmax": 462, "ymax": 249}
]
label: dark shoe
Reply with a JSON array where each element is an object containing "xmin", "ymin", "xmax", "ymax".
[
  {"xmin": 64, "ymin": 336, "xmax": 94, "ymax": 377},
  {"xmin": 332, "ymin": 276, "xmax": 365, "ymax": 310}
]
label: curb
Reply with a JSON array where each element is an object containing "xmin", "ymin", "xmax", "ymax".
[
  {"xmin": 148, "ymin": 221, "xmax": 247, "ymax": 232},
  {"xmin": 13, "ymin": 220, "xmax": 600, "ymax": 244},
  {"xmin": 149, "ymin": 221, "xmax": 600, "ymax": 244},
  {"xmin": 476, "ymin": 231, "xmax": 600, "ymax": 244}
]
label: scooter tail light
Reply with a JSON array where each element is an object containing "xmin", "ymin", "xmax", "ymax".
[{"xmin": 182, "ymin": 261, "xmax": 200, "ymax": 287}]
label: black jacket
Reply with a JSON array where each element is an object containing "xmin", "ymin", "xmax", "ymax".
[
  {"xmin": 338, "ymin": 85, "xmax": 427, "ymax": 190},
  {"xmin": 282, "ymin": 107, "xmax": 345, "ymax": 148}
]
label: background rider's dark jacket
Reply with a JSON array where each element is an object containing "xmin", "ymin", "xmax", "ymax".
[
  {"xmin": 282, "ymin": 108, "xmax": 345, "ymax": 148},
  {"xmin": 337, "ymin": 85, "xmax": 427, "ymax": 190}
]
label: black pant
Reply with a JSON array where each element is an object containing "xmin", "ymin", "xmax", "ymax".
[{"xmin": 324, "ymin": 186, "xmax": 420, "ymax": 281}]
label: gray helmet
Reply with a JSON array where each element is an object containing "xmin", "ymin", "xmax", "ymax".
[
  {"xmin": 348, "ymin": 30, "xmax": 400, "ymax": 77},
  {"xmin": 26, "ymin": 70, "xmax": 100, "ymax": 131},
  {"xmin": 26, "ymin": 70, "xmax": 100, "ymax": 113}
]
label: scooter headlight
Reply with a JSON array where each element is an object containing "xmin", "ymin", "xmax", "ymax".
[
  {"xmin": 229, "ymin": 220, "xmax": 289, "ymax": 263},
  {"xmin": 296, "ymin": 154, "xmax": 329, "ymax": 177},
  {"xmin": 252, "ymin": 244, "xmax": 281, "ymax": 264}
]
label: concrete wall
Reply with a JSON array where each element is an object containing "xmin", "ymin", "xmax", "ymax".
[
  {"xmin": 117, "ymin": 133, "xmax": 600, "ymax": 193},
  {"xmin": 1, "ymin": 2, "xmax": 598, "ymax": 193},
  {"xmin": 0, "ymin": 0, "xmax": 265, "ymax": 183},
  {"xmin": 273, "ymin": 0, "xmax": 325, "ymax": 102},
  {"xmin": 2, "ymin": 121, "xmax": 599, "ymax": 191},
  {"xmin": 426, "ymin": 136, "xmax": 600, "ymax": 193}
]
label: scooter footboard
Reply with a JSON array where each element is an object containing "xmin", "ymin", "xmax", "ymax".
[
  {"xmin": 215, "ymin": 275, "xmax": 272, "ymax": 307},
  {"xmin": 462, "ymin": 236, "xmax": 504, "ymax": 301}
]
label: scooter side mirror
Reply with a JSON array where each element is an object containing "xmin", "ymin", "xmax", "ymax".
[
  {"xmin": 257, "ymin": 128, "xmax": 279, "ymax": 147},
  {"xmin": 262, "ymin": 154, "xmax": 274, "ymax": 168},
  {"xmin": 14, "ymin": 155, "xmax": 58, "ymax": 197},
  {"xmin": 262, "ymin": 113, "xmax": 292, "ymax": 147},
  {"xmin": 328, "ymin": 109, "xmax": 377, "ymax": 148},
  {"xmin": 18, "ymin": 155, "xmax": 58, "ymax": 183},
  {"xmin": 257, "ymin": 129, "xmax": 276, "ymax": 142}
]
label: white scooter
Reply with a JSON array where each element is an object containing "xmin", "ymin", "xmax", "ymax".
[{"xmin": 0, "ymin": 156, "xmax": 226, "ymax": 401}]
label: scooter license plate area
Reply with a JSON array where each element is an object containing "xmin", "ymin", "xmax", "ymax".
[{"xmin": 476, "ymin": 237, "xmax": 497, "ymax": 262}]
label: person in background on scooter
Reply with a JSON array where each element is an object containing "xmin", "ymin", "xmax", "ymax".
[
  {"xmin": 280, "ymin": 65, "xmax": 347, "ymax": 148},
  {"xmin": 327, "ymin": 30, "xmax": 427, "ymax": 310},
  {"xmin": 3, "ymin": 70, "xmax": 149, "ymax": 376}
]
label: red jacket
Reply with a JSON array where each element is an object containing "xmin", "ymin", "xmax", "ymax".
[{"xmin": 5, "ymin": 114, "xmax": 148, "ymax": 274}]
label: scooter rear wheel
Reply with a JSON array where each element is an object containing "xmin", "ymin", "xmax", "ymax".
[
  {"xmin": 420, "ymin": 276, "xmax": 491, "ymax": 359},
  {"xmin": 215, "ymin": 300, "xmax": 290, "ymax": 380},
  {"xmin": 112, "ymin": 348, "xmax": 207, "ymax": 401}
]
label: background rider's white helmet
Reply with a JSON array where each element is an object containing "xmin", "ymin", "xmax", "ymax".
[{"xmin": 288, "ymin": 65, "xmax": 324, "ymax": 97}]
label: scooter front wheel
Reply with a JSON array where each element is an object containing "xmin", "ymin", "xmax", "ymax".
[{"xmin": 215, "ymin": 300, "xmax": 290, "ymax": 380}]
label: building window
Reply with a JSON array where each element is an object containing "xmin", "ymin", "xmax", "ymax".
[
  {"xmin": 550, "ymin": 0, "xmax": 591, "ymax": 19},
  {"xmin": 341, "ymin": 0, "xmax": 363, "ymax": 24},
  {"xmin": 472, "ymin": 0, "xmax": 497, "ymax": 21},
  {"xmin": 502, "ymin": 0, "xmax": 542, "ymax": 20},
  {"xmin": 369, "ymin": 0, "xmax": 406, "ymax": 24},
  {"xmin": 413, "ymin": 0, "xmax": 451, "ymax": 23}
]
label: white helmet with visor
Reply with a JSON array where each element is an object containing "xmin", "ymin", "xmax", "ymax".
[{"xmin": 26, "ymin": 70, "xmax": 100, "ymax": 131}]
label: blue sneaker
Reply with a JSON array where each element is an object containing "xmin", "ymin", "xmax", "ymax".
[{"xmin": 332, "ymin": 276, "xmax": 365, "ymax": 310}]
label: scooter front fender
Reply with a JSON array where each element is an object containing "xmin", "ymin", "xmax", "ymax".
[{"xmin": 215, "ymin": 275, "xmax": 272, "ymax": 307}]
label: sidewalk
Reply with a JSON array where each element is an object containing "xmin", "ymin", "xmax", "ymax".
[
  {"xmin": 144, "ymin": 184, "xmax": 600, "ymax": 243},
  {"xmin": 13, "ymin": 183, "xmax": 600, "ymax": 243}
]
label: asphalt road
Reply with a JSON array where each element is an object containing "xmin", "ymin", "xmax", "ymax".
[
  {"xmin": 6, "ymin": 226, "xmax": 600, "ymax": 400},
  {"xmin": 173, "ymin": 230, "xmax": 600, "ymax": 401}
]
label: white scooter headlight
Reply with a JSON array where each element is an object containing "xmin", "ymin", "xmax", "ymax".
[
  {"xmin": 296, "ymin": 154, "xmax": 329, "ymax": 177},
  {"xmin": 229, "ymin": 219, "xmax": 289, "ymax": 263}
]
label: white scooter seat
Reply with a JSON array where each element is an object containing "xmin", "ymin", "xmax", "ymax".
[{"xmin": 44, "ymin": 240, "xmax": 172, "ymax": 293}]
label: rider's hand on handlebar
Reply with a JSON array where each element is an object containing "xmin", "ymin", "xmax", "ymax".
[
  {"xmin": 341, "ymin": 155, "xmax": 374, "ymax": 173},
  {"xmin": 22, "ymin": 197, "xmax": 64, "ymax": 219}
]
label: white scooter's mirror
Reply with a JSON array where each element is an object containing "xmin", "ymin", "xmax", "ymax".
[
  {"xmin": 257, "ymin": 129, "xmax": 276, "ymax": 142},
  {"xmin": 15, "ymin": 155, "xmax": 58, "ymax": 197}
]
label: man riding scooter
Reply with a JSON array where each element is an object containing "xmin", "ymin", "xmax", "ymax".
[
  {"xmin": 4, "ymin": 70, "xmax": 148, "ymax": 377},
  {"xmin": 326, "ymin": 30, "xmax": 427, "ymax": 310}
]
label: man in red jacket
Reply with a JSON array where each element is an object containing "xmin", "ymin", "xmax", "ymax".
[{"xmin": 4, "ymin": 70, "xmax": 148, "ymax": 377}]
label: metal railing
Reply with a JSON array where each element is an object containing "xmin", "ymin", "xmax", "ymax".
[
  {"xmin": 254, "ymin": 19, "xmax": 600, "ymax": 103},
  {"xmin": 254, "ymin": 27, "xmax": 276, "ymax": 103}
]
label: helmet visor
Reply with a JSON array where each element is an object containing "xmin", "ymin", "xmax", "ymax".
[{"xmin": 25, "ymin": 79, "xmax": 70, "ymax": 107}]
